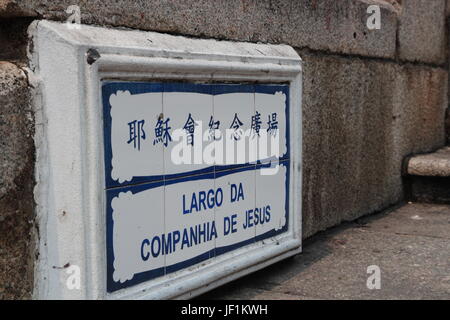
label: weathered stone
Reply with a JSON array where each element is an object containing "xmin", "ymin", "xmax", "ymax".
[
  {"xmin": 300, "ymin": 50, "xmax": 447, "ymax": 238},
  {"xmin": 366, "ymin": 202, "xmax": 450, "ymax": 239},
  {"xmin": 407, "ymin": 146, "xmax": 450, "ymax": 177},
  {"xmin": 3, "ymin": 0, "xmax": 448, "ymax": 65},
  {"xmin": 398, "ymin": 0, "xmax": 447, "ymax": 64},
  {"xmin": 201, "ymin": 203, "xmax": 450, "ymax": 300},
  {"xmin": 0, "ymin": 0, "xmax": 36, "ymax": 17},
  {"xmin": 446, "ymin": 108, "xmax": 450, "ymax": 144},
  {"xmin": 0, "ymin": 61, "xmax": 35, "ymax": 299},
  {"xmin": 0, "ymin": 0, "xmax": 398, "ymax": 59},
  {"xmin": 0, "ymin": 18, "xmax": 31, "ymax": 62},
  {"xmin": 405, "ymin": 147, "xmax": 450, "ymax": 204}
]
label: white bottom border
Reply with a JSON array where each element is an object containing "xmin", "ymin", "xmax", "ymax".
[{"xmin": 107, "ymin": 237, "xmax": 301, "ymax": 300}]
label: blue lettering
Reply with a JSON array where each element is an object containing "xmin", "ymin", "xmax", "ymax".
[
  {"xmin": 190, "ymin": 193, "xmax": 198, "ymax": 213},
  {"xmin": 207, "ymin": 189, "xmax": 215, "ymax": 209},
  {"xmin": 173, "ymin": 230, "xmax": 181, "ymax": 252},
  {"xmin": 181, "ymin": 229, "xmax": 190, "ymax": 249},
  {"xmin": 162, "ymin": 233, "xmax": 172, "ymax": 254},
  {"xmin": 198, "ymin": 223, "xmax": 206, "ymax": 243},
  {"xmin": 224, "ymin": 216, "xmax": 231, "ymax": 235},
  {"xmin": 231, "ymin": 214, "xmax": 237, "ymax": 233},
  {"xmin": 243, "ymin": 209, "xmax": 254, "ymax": 229},
  {"xmin": 265, "ymin": 205, "xmax": 271, "ymax": 222},
  {"xmin": 216, "ymin": 188, "xmax": 223, "ymax": 207},
  {"xmin": 237, "ymin": 183, "xmax": 244, "ymax": 202},
  {"xmin": 151, "ymin": 236, "xmax": 161, "ymax": 258},
  {"xmin": 254, "ymin": 207, "xmax": 260, "ymax": 225},
  {"xmin": 190, "ymin": 225, "xmax": 197, "ymax": 246},
  {"xmin": 210, "ymin": 221, "xmax": 217, "ymax": 239},
  {"xmin": 231, "ymin": 184, "xmax": 237, "ymax": 202},
  {"xmin": 182, "ymin": 194, "xmax": 190, "ymax": 214},
  {"xmin": 231, "ymin": 183, "xmax": 244, "ymax": 202},
  {"xmin": 182, "ymin": 188, "xmax": 223, "ymax": 214},
  {"xmin": 198, "ymin": 191, "xmax": 207, "ymax": 211},
  {"xmin": 142, "ymin": 221, "xmax": 218, "ymax": 259},
  {"xmin": 225, "ymin": 215, "xmax": 238, "ymax": 234},
  {"xmin": 141, "ymin": 239, "xmax": 150, "ymax": 261}
]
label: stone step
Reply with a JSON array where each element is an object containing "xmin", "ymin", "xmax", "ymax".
[
  {"xmin": 404, "ymin": 147, "xmax": 450, "ymax": 204},
  {"xmin": 406, "ymin": 146, "xmax": 450, "ymax": 177}
]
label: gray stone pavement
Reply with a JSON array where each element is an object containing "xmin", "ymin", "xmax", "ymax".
[{"xmin": 200, "ymin": 203, "xmax": 450, "ymax": 300}]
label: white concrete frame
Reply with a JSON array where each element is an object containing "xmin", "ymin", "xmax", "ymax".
[{"xmin": 30, "ymin": 20, "xmax": 302, "ymax": 300}]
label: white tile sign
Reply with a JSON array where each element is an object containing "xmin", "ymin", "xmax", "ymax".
[{"xmin": 103, "ymin": 82, "xmax": 290, "ymax": 292}]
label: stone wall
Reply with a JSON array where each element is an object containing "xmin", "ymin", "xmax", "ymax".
[
  {"xmin": 0, "ymin": 62, "xmax": 35, "ymax": 299},
  {"xmin": 301, "ymin": 50, "xmax": 447, "ymax": 237},
  {"xmin": 0, "ymin": 0, "xmax": 448, "ymax": 298}
]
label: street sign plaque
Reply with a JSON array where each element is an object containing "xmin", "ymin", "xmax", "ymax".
[{"xmin": 33, "ymin": 21, "xmax": 302, "ymax": 299}]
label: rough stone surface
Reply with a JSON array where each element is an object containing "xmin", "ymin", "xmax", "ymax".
[
  {"xmin": 407, "ymin": 146, "xmax": 450, "ymax": 177},
  {"xmin": 300, "ymin": 50, "xmax": 447, "ymax": 238},
  {"xmin": 1, "ymin": 1, "xmax": 448, "ymax": 65},
  {"xmin": 446, "ymin": 108, "xmax": 450, "ymax": 144},
  {"xmin": 0, "ymin": 61, "xmax": 35, "ymax": 299},
  {"xmin": 0, "ymin": 17, "xmax": 31, "ymax": 62},
  {"xmin": 0, "ymin": 0, "xmax": 398, "ymax": 59},
  {"xmin": 398, "ymin": 0, "xmax": 447, "ymax": 65},
  {"xmin": 201, "ymin": 203, "xmax": 450, "ymax": 300},
  {"xmin": 406, "ymin": 176, "xmax": 450, "ymax": 204}
]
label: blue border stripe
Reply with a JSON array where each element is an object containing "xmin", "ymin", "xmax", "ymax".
[{"xmin": 102, "ymin": 82, "xmax": 290, "ymax": 189}]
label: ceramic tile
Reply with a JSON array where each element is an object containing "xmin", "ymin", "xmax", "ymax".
[
  {"xmin": 214, "ymin": 166, "xmax": 256, "ymax": 255},
  {"xmin": 255, "ymin": 160, "xmax": 290, "ymax": 239},
  {"xmin": 106, "ymin": 181, "xmax": 165, "ymax": 292},
  {"xmin": 103, "ymin": 82, "xmax": 164, "ymax": 188}
]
